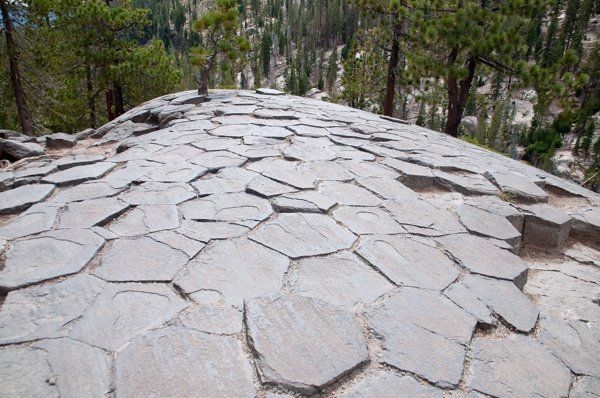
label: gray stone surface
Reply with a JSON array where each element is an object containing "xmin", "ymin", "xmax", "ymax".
[
  {"xmin": 175, "ymin": 238, "xmax": 290, "ymax": 307},
  {"xmin": 468, "ymin": 335, "xmax": 572, "ymax": 398},
  {"xmin": 245, "ymin": 294, "xmax": 369, "ymax": 394},
  {"xmin": 69, "ymin": 282, "xmax": 187, "ymax": 351},
  {"xmin": 0, "ymin": 139, "xmax": 44, "ymax": 159},
  {"xmin": 249, "ymin": 213, "xmax": 357, "ymax": 258},
  {"xmin": 0, "ymin": 184, "xmax": 55, "ymax": 214},
  {"xmin": 290, "ymin": 251, "xmax": 393, "ymax": 308},
  {"xmin": 42, "ymin": 162, "xmax": 115, "ymax": 186},
  {"xmin": 116, "ymin": 326, "xmax": 256, "ymax": 397},
  {"xmin": 1, "ymin": 90, "xmax": 598, "ymax": 397},
  {"xmin": 0, "ymin": 229, "xmax": 104, "ymax": 290},
  {"xmin": 46, "ymin": 132, "xmax": 77, "ymax": 149},
  {"xmin": 357, "ymin": 235, "xmax": 459, "ymax": 290},
  {"xmin": 341, "ymin": 370, "xmax": 444, "ymax": 398}
]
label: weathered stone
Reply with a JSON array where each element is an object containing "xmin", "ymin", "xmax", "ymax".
[
  {"xmin": 245, "ymin": 294, "xmax": 369, "ymax": 394},
  {"xmin": 0, "ymin": 274, "xmax": 105, "ymax": 344},
  {"xmin": 46, "ymin": 132, "xmax": 77, "ymax": 149},
  {"xmin": 465, "ymin": 195, "xmax": 523, "ymax": 232},
  {"xmin": 434, "ymin": 170, "xmax": 499, "ymax": 196},
  {"xmin": 356, "ymin": 176, "xmax": 415, "ymax": 201},
  {"xmin": 366, "ymin": 288, "xmax": 474, "ymax": 387},
  {"xmin": 272, "ymin": 190, "xmax": 337, "ymax": 213},
  {"xmin": 58, "ymin": 197, "xmax": 129, "ymax": 228},
  {"xmin": 175, "ymin": 238, "xmax": 289, "ymax": 307},
  {"xmin": 53, "ymin": 154, "xmax": 104, "ymax": 170},
  {"xmin": 0, "ymin": 139, "xmax": 44, "ymax": 160},
  {"xmin": 438, "ymin": 234, "xmax": 528, "ymax": 288},
  {"xmin": 382, "ymin": 158, "xmax": 435, "ymax": 189},
  {"xmin": 108, "ymin": 204, "xmax": 179, "ymax": 236},
  {"xmin": 456, "ymin": 204, "xmax": 522, "ymax": 252},
  {"xmin": 256, "ymin": 88, "xmax": 285, "ymax": 95},
  {"xmin": 246, "ymin": 175, "xmax": 298, "ymax": 197},
  {"xmin": 34, "ymin": 338, "xmax": 112, "ymax": 397},
  {"xmin": 248, "ymin": 158, "xmax": 318, "ymax": 189},
  {"xmin": 180, "ymin": 192, "xmax": 272, "ymax": 227},
  {"xmin": 385, "ymin": 199, "xmax": 466, "ymax": 236},
  {"xmin": 0, "ymin": 346, "xmax": 59, "ymax": 397},
  {"xmin": 49, "ymin": 181, "xmax": 124, "ymax": 203},
  {"xmin": 468, "ymin": 335, "xmax": 572, "ymax": 398},
  {"xmin": 445, "ymin": 274, "xmax": 539, "ymax": 332},
  {"xmin": 485, "ymin": 170, "xmax": 549, "ymax": 203},
  {"xmin": 518, "ymin": 203, "xmax": 572, "ymax": 247},
  {"xmin": 319, "ymin": 181, "xmax": 382, "ymax": 206},
  {"xmin": 538, "ymin": 317, "xmax": 600, "ymax": 377},
  {"xmin": 357, "ymin": 235, "xmax": 459, "ymax": 290},
  {"xmin": 563, "ymin": 241, "xmax": 600, "ymax": 266},
  {"xmin": 570, "ymin": 377, "xmax": 600, "ymax": 397},
  {"xmin": 177, "ymin": 219, "xmax": 249, "ymax": 242},
  {"xmin": 525, "ymin": 269, "xmax": 600, "ymax": 322},
  {"xmin": 42, "ymin": 162, "xmax": 115, "ymax": 186},
  {"xmin": 0, "ymin": 203, "xmax": 60, "ymax": 239},
  {"xmin": 178, "ymin": 303, "xmax": 242, "ymax": 335},
  {"xmin": 333, "ymin": 206, "xmax": 404, "ymax": 234},
  {"xmin": 192, "ymin": 167, "xmax": 259, "ymax": 194},
  {"xmin": 120, "ymin": 181, "xmax": 196, "ymax": 205},
  {"xmin": 0, "ymin": 229, "xmax": 104, "ymax": 290},
  {"xmin": 570, "ymin": 206, "xmax": 600, "ymax": 243},
  {"xmin": 94, "ymin": 236, "xmax": 189, "ymax": 281},
  {"xmin": 0, "ymin": 184, "xmax": 54, "ymax": 214},
  {"xmin": 141, "ymin": 161, "xmax": 207, "ymax": 182},
  {"xmin": 250, "ymin": 213, "xmax": 357, "ymax": 258},
  {"xmin": 115, "ymin": 327, "xmax": 256, "ymax": 397},
  {"xmin": 69, "ymin": 282, "xmax": 187, "ymax": 351},
  {"xmin": 341, "ymin": 370, "xmax": 444, "ymax": 398},
  {"xmin": 290, "ymin": 251, "xmax": 393, "ymax": 308},
  {"xmin": 191, "ymin": 150, "xmax": 247, "ymax": 171}
]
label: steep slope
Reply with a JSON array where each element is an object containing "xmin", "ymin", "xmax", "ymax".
[{"xmin": 0, "ymin": 90, "xmax": 599, "ymax": 397}]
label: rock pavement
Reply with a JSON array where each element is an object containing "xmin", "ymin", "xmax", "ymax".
[{"xmin": 0, "ymin": 89, "xmax": 599, "ymax": 397}]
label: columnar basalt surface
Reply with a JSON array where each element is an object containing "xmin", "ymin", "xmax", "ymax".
[{"xmin": 0, "ymin": 89, "xmax": 599, "ymax": 397}]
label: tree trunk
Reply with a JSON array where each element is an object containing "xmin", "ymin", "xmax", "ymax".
[
  {"xmin": 113, "ymin": 83, "xmax": 125, "ymax": 117},
  {"xmin": 86, "ymin": 61, "xmax": 96, "ymax": 128},
  {"xmin": 383, "ymin": 23, "xmax": 402, "ymax": 117},
  {"xmin": 444, "ymin": 52, "xmax": 477, "ymax": 137},
  {"xmin": 105, "ymin": 89, "xmax": 115, "ymax": 121},
  {"xmin": 198, "ymin": 68, "xmax": 210, "ymax": 96},
  {"xmin": 1, "ymin": 0, "xmax": 33, "ymax": 135}
]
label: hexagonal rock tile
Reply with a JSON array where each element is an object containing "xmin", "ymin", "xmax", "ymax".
[
  {"xmin": 33, "ymin": 338, "xmax": 112, "ymax": 397},
  {"xmin": 333, "ymin": 206, "xmax": 404, "ymax": 234},
  {"xmin": 58, "ymin": 197, "xmax": 130, "ymax": 229},
  {"xmin": 193, "ymin": 167, "xmax": 259, "ymax": 195},
  {"xmin": 115, "ymin": 326, "xmax": 256, "ymax": 397},
  {"xmin": 108, "ymin": 204, "xmax": 179, "ymax": 236},
  {"xmin": 570, "ymin": 207, "xmax": 600, "ymax": 243},
  {"xmin": 355, "ymin": 176, "xmax": 415, "ymax": 201},
  {"xmin": 0, "ymin": 274, "xmax": 105, "ymax": 345},
  {"xmin": 340, "ymin": 370, "xmax": 444, "ymax": 398},
  {"xmin": 245, "ymin": 294, "xmax": 369, "ymax": 394},
  {"xmin": 178, "ymin": 303, "xmax": 243, "ymax": 335},
  {"xmin": 538, "ymin": 317, "xmax": 600, "ymax": 378},
  {"xmin": 444, "ymin": 274, "xmax": 539, "ymax": 332},
  {"xmin": 465, "ymin": 195, "xmax": 524, "ymax": 232},
  {"xmin": 174, "ymin": 238, "xmax": 290, "ymax": 307},
  {"xmin": 93, "ymin": 236, "xmax": 190, "ymax": 282},
  {"xmin": 468, "ymin": 335, "xmax": 572, "ymax": 398},
  {"xmin": 0, "ymin": 229, "xmax": 105, "ymax": 290},
  {"xmin": 0, "ymin": 203, "xmax": 61, "ymax": 240},
  {"xmin": 177, "ymin": 219, "xmax": 249, "ymax": 242},
  {"xmin": 570, "ymin": 377, "xmax": 600, "ymax": 397},
  {"xmin": 248, "ymin": 158, "xmax": 318, "ymax": 189},
  {"xmin": 484, "ymin": 170, "xmax": 549, "ymax": 203},
  {"xmin": 384, "ymin": 199, "xmax": 465, "ymax": 237},
  {"xmin": 525, "ymin": 269, "xmax": 600, "ymax": 322},
  {"xmin": 455, "ymin": 204, "xmax": 522, "ymax": 252},
  {"xmin": 356, "ymin": 235, "xmax": 459, "ymax": 290},
  {"xmin": 245, "ymin": 175, "xmax": 298, "ymax": 198},
  {"xmin": 433, "ymin": 170, "xmax": 499, "ymax": 196},
  {"xmin": 289, "ymin": 251, "xmax": 393, "ymax": 308},
  {"xmin": 150, "ymin": 230, "xmax": 205, "ymax": 258},
  {"xmin": 249, "ymin": 213, "xmax": 357, "ymax": 258},
  {"xmin": 119, "ymin": 181, "xmax": 196, "ymax": 205},
  {"xmin": 382, "ymin": 158, "xmax": 435, "ymax": 189},
  {"xmin": 366, "ymin": 287, "xmax": 476, "ymax": 387},
  {"xmin": 53, "ymin": 154, "xmax": 104, "ymax": 170},
  {"xmin": 318, "ymin": 181, "xmax": 382, "ymax": 206},
  {"xmin": 48, "ymin": 181, "xmax": 124, "ymax": 203},
  {"xmin": 41, "ymin": 162, "xmax": 116, "ymax": 186},
  {"xmin": 69, "ymin": 282, "xmax": 187, "ymax": 351},
  {"xmin": 190, "ymin": 150, "xmax": 247, "ymax": 171},
  {"xmin": 0, "ymin": 345, "xmax": 59, "ymax": 397},
  {"xmin": 140, "ymin": 161, "xmax": 208, "ymax": 182},
  {"xmin": 0, "ymin": 184, "xmax": 55, "ymax": 214},
  {"xmin": 272, "ymin": 190, "xmax": 337, "ymax": 213},
  {"xmin": 179, "ymin": 192, "xmax": 272, "ymax": 228},
  {"xmin": 517, "ymin": 204, "xmax": 572, "ymax": 247},
  {"xmin": 437, "ymin": 234, "xmax": 528, "ymax": 289}
]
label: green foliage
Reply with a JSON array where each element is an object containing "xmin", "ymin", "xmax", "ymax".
[{"xmin": 523, "ymin": 127, "xmax": 563, "ymax": 171}]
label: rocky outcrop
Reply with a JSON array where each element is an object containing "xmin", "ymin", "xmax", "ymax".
[{"xmin": 0, "ymin": 89, "xmax": 598, "ymax": 397}]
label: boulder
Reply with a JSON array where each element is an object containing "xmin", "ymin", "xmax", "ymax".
[
  {"xmin": 0, "ymin": 139, "xmax": 44, "ymax": 160},
  {"xmin": 46, "ymin": 132, "xmax": 77, "ymax": 149}
]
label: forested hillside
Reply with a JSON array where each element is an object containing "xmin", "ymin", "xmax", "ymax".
[{"xmin": 1, "ymin": 0, "xmax": 599, "ymax": 189}]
